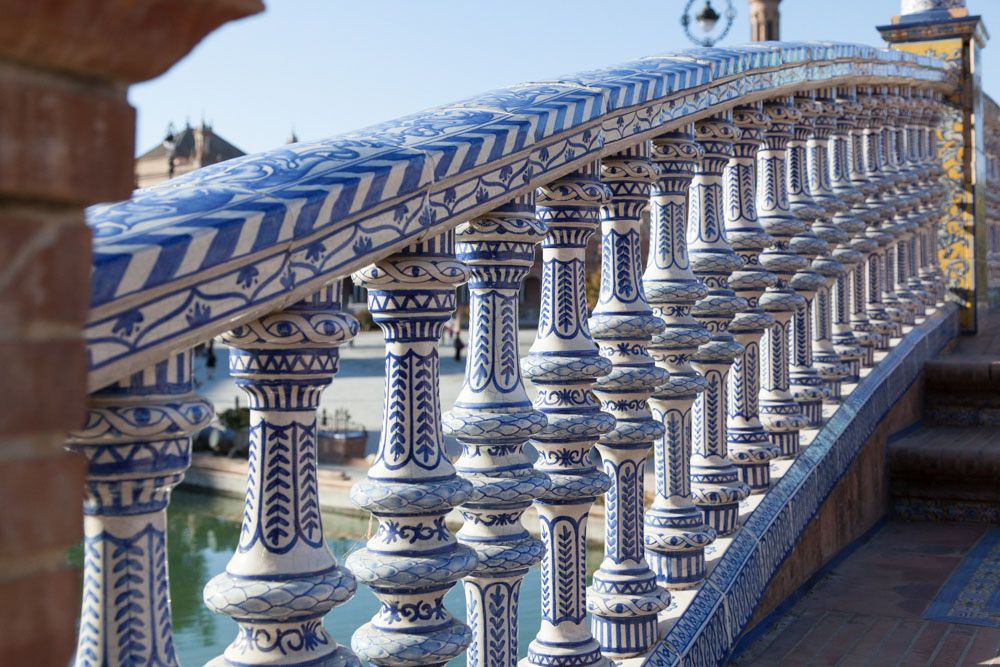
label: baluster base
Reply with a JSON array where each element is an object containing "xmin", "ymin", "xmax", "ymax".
[
  {"xmin": 644, "ymin": 505, "xmax": 715, "ymax": 589},
  {"xmin": 588, "ymin": 570, "xmax": 669, "ymax": 659},
  {"xmin": 797, "ymin": 399, "xmax": 824, "ymax": 426},
  {"xmin": 761, "ymin": 397, "xmax": 808, "ymax": 459},
  {"xmin": 592, "ymin": 615, "xmax": 660, "ymax": 661},
  {"xmin": 691, "ymin": 459, "xmax": 751, "ymax": 537},
  {"xmin": 647, "ymin": 548, "xmax": 707, "ymax": 590},
  {"xmin": 734, "ymin": 460, "xmax": 773, "ymax": 493},
  {"xmin": 824, "ymin": 380, "xmax": 843, "ymax": 401},
  {"xmin": 837, "ymin": 357, "xmax": 862, "ymax": 382},
  {"xmin": 700, "ymin": 502, "xmax": 741, "ymax": 537},
  {"xmin": 523, "ymin": 640, "xmax": 609, "ymax": 667},
  {"xmin": 768, "ymin": 430, "xmax": 801, "ymax": 459},
  {"xmin": 205, "ymin": 569, "xmax": 360, "ymax": 667},
  {"xmin": 206, "ymin": 644, "xmax": 361, "ymax": 667},
  {"xmin": 728, "ymin": 429, "xmax": 780, "ymax": 494}
]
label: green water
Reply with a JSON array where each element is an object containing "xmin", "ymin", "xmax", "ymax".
[{"xmin": 78, "ymin": 488, "xmax": 604, "ymax": 665}]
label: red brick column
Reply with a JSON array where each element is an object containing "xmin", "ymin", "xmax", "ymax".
[{"xmin": 0, "ymin": 2, "xmax": 261, "ymax": 663}]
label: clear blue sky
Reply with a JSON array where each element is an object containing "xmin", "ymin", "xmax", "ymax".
[{"xmin": 130, "ymin": 0, "xmax": 1000, "ymax": 156}]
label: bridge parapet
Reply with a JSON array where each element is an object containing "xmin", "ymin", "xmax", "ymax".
[{"xmin": 69, "ymin": 32, "xmax": 1000, "ymax": 667}]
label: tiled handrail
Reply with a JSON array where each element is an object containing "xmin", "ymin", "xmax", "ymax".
[
  {"xmin": 70, "ymin": 36, "xmax": 963, "ymax": 667},
  {"xmin": 84, "ymin": 42, "xmax": 948, "ymax": 391}
]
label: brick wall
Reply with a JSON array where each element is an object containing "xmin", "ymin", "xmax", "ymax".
[{"xmin": 0, "ymin": 2, "xmax": 261, "ymax": 663}]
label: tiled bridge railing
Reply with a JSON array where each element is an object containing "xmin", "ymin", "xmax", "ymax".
[{"xmin": 73, "ymin": 42, "xmax": 956, "ymax": 667}]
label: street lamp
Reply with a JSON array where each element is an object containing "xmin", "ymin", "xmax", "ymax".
[
  {"xmin": 681, "ymin": 0, "xmax": 737, "ymax": 47},
  {"xmin": 696, "ymin": 0, "xmax": 721, "ymax": 33}
]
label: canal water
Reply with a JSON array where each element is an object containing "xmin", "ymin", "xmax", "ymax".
[{"xmin": 73, "ymin": 488, "xmax": 604, "ymax": 666}]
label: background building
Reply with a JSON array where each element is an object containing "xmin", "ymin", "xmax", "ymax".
[{"xmin": 135, "ymin": 121, "xmax": 244, "ymax": 187}]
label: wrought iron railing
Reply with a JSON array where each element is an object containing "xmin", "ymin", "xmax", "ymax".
[{"xmin": 71, "ymin": 41, "xmax": 962, "ymax": 667}]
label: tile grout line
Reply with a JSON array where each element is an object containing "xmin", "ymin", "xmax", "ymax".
[
  {"xmin": 892, "ymin": 620, "xmax": 928, "ymax": 667},
  {"xmin": 857, "ymin": 617, "xmax": 902, "ymax": 667},
  {"xmin": 953, "ymin": 627, "xmax": 978, "ymax": 667},
  {"xmin": 829, "ymin": 614, "xmax": 881, "ymax": 666},
  {"xmin": 924, "ymin": 624, "xmax": 955, "ymax": 665}
]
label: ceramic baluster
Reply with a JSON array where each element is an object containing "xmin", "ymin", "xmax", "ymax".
[
  {"xmin": 917, "ymin": 90, "xmax": 947, "ymax": 302},
  {"xmin": 907, "ymin": 88, "xmax": 933, "ymax": 306},
  {"xmin": 586, "ymin": 146, "xmax": 671, "ymax": 659},
  {"xmin": 918, "ymin": 90, "xmax": 948, "ymax": 302},
  {"xmin": 757, "ymin": 99, "xmax": 809, "ymax": 458},
  {"xmin": 348, "ymin": 237, "xmax": 477, "ymax": 667},
  {"xmin": 443, "ymin": 197, "xmax": 551, "ymax": 667},
  {"xmin": 894, "ymin": 88, "xmax": 929, "ymax": 318},
  {"xmin": 877, "ymin": 86, "xmax": 912, "ymax": 330},
  {"xmin": 68, "ymin": 351, "xmax": 211, "ymax": 667},
  {"xmin": 786, "ymin": 94, "xmax": 830, "ymax": 427},
  {"xmin": 687, "ymin": 113, "xmax": 751, "ymax": 536},
  {"xmin": 859, "ymin": 86, "xmax": 896, "ymax": 352},
  {"xmin": 827, "ymin": 87, "xmax": 870, "ymax": 383},
  {"xmin": 724, "ymin": 103, "xmax": 780, "ymax": 493},
  {"xmin": 846, "ymin": 88, "xmax": 883, "ymax": 368},
  {"xmin": 642, "ymin": 127, "xmax": 716, "ymax": 590},
  {"xmin": 805, "ymin": 88, "xmax": 849, "ymax": 401},
  {"xmin": 522, "ymin": 162, "xmax": 614, "ymax": 667},
  {"xmin": 203, "ymin": 286, "xmax": 361, "ymax": 667}
]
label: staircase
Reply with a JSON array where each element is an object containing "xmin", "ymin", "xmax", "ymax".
[{"xmin": 890, "ymin": 313, "xmax": 1000, "ymax": 524}]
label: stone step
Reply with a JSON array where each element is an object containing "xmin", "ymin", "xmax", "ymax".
[
  {"xmin": 889, "ymin": 425, "xmax": 1000, "ymax": 523},
  {"xmin": 923, "ymin": 357, "xmax": 1000, "ymax": 425}
]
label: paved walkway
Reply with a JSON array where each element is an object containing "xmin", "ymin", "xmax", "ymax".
[
  {"xmin": 731, "ymin": 522, "xmax": 1000, "ymax": 666},
  {"xmin": 193, "ymin": 329, "xmax": 540, "ymax": 456}
]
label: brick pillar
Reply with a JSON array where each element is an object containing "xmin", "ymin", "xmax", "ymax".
[{"xmin": 0, "ymin": 2, "xmax": 261, "ymax": 664}]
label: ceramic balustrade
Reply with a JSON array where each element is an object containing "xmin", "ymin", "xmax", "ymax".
[
  {"xmin": 203, "ymin": 285, "xmax": 361, "ymax": 667},
  {"xmin": 724, "ymin": 103, "xmax": 781, "ymax": 493},
  {"xmin": 890, "ymin": 87, "xmax": 925, "ymax": 322},
  {"xmin": 61, "ymin": 36, "xmax": 966, "ymax": 667},
  {"xmin": 521, "ymin": 162, "xmax": 614, "ymax": 667},
  {"xmin": 920, "ymin": 91, "xmax": 949, "ymax": 302},
  {"xmin": 827, "ymin": 87, "xmax": 869, "ymax": 384},
  {"xmin": 642, "ymin": 127, "xmax": 716, "ymax": 590},
  {"xmin": 757, "ymin": 98, "xmax": 810, "ymax": 458},
  {"xmin": 846, "ymin": 88, "xmax": 884, "ymax": 368},
  {"xmin": 443, "ymin": 196, "xmax": 551, "ymax": 667},
  {"xmin": 349, "ymin": 235, "xmax": 477, "ymax": 667},
  {"xmin": 686, "ymin": 113, "xmax": 751, "ymax": 538},
  {"xmin": 901, "ymin": 90, "xmax": 934, "ymax": 313},
  {"xmin": 916, "ymin": 89, "xmax": 947, "ymax": 306},
  {"xmin": 877, "ymin": 86, "xmax": 913, "ymax": 331},
  {"xmin": 586, "ymin": 146, "xmax": 671, "ymax": 659},
  {"xmin": 67, "ymin": 351, "xmax": 211, "ymax": 667},
  {"xmin": 805, "ymin": 88, "xmax": 850, "ymax": 402},
  {"xmin": 859, "ymin": 86, "xmax": 898, "ymax": 351},
  {"xmin": 787, "ymin": 93, "xmax": 831, "ymax": 427}
]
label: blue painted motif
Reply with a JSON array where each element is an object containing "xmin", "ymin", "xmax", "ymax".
[
  {"xmin": 68, "ymin": 351, "xmax": 211, "ymax": 667},
  {"xmin": 203, "ymin": 285, "xmax": 360, "ymax": 666},
  {"xmin": 523, "ymin": 163, "xmax": 614, "ymax": 667},
  {"xmin": 587, "ymin": 145, "xmax": 670, "ymax": 659},
  {"xmin": 349, "ymin": 234, "xmax": 476, "ymax": 667},
  {"xmin": 444, "ymin": 196, "xmax": 551, "ymax": 667}
]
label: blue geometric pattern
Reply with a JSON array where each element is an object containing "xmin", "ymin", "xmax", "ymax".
[
  {"xmin": 924, "ymin": 528, "xmax": 1000, "ymax": 628},
  {"xmin": 83, "ymin": 43, "xmax": 947, "ymax": 390},
  {"xmin": 643, "ymin": 304, "xmax": 958, "ymax": 666}
]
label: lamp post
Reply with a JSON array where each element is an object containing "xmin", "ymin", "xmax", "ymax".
[{"xmin": 681, "ymin": 0, "xmax": 737, "ymax": 47}]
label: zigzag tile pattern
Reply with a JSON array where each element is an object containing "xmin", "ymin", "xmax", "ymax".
[{"xmin": 84, "ymin": 43, "xmax": 948, "ymax": 390}]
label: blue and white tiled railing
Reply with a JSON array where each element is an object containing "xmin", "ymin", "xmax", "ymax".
[{"xmin": 73, "ymin": 41, "xmax": 958, "ymax": 667}]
